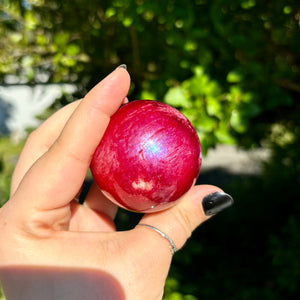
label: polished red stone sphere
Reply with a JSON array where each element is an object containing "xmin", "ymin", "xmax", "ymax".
[{"xmin": 90, "ymin": 100, "xmax": 202, "ymax": 213}]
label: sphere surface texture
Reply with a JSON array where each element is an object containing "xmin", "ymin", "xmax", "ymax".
[{"xmin": 90, "ymin": 100, "xmax": 202, "ymax": 213}]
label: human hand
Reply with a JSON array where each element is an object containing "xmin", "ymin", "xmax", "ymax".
[{"xmin": 0, "ymin": 66, "xmax": 233, "ymax": 300}]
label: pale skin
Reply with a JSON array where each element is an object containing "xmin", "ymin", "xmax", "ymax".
[{"xmin": 0, "ymin": 67, "xmax": 224, "ymax": 300}]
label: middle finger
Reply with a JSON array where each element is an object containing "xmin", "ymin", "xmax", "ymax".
[{"xmin": 10, "ymin": 100, "xmax": 81, "ymax": 195}]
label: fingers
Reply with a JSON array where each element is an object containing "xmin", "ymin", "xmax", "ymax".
[
  {"xmin": 83, "ymin": 182, "xmax": 118, "ymax": 221},
  {"xmin": 135, "ymin": 185, "xmax": 233, "ymax": 254},
  {"xmin": 69, "ymin": 201, "xmax": 116, "ymax": 232},
  {"xmin": 13, "ymin": 67, "xmax": 130, "ymax": 213},
  {"xmin": 10, "ymin": 100, "xmax": 81, "ymax": 196}
]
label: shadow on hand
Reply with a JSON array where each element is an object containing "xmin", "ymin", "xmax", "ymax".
[{"xmin": 0, "ymin": 265, "xmax": 125, "ymax": 300}]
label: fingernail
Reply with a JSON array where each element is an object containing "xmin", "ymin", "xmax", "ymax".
[
  {"xmin": 116, "ymin": 64, "xmax": 127, "ymax": 70},
  {"xmin": 202, "ymin": 192, "xmax": 234, "ymax": 216}
]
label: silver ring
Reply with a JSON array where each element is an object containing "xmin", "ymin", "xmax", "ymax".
[{"xmin": 137, "ymin": 224, "xmax": 177, "ymax": 255}]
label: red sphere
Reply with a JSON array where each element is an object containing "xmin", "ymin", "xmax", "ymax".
[{"xmin": 90, "ymin": 100, "xmax": 202, "ymax": 213}]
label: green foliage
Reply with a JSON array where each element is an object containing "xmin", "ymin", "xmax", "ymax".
[
  {"xmin": 269, "ymin": 216, "xmax": 300, "ymax": 296},
  {"xmin": 0, "ymin": 137, "xmax": 24, "ymax": 207},
  {"xmin": 1, "ymin": 0, "xmax": 298, "ymax": 151},
  {"xmin": 164, "ymin": 278, "xmax": 199, "ymax": 300},
  {"xmin": 0, "ymin": 284, "xmax": 5, "ymax": 300},
  {"xmin": 164, "ymin": 66, "xmax": 260, "ymax": 154}
]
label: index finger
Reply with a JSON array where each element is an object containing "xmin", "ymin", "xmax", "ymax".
[{"xmin": 13, "ymin": 67, "xmax": 130, "ymax": 212}]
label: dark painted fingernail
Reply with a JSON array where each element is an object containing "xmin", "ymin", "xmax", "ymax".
[
  {"xmin": 202, "ymin": 192, "xmax": 234, "ymax": 216},
  {"xmin": 116, "ymin": 64, "xmax": 127, "ymax": 70}
]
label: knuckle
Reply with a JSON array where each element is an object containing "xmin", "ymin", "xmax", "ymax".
[
  {"xmin": 26, "ymin": 128, "xmax": 40, "ymax": 145},
  {"xmin": 53, "ymin": 138, "xmax": 90, "ymax": 166},
  {"xmin": 171, "ymin": 206, "xmax": 194, "ymax": 240},
  {"xmin": 26, "ymin": 127, "xmax": 50, "ymax": 152}
]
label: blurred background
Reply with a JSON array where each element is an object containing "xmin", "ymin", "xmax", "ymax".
[{"xmin": 0, "ymin": 0, "xmax": 299, "ymax": 299}]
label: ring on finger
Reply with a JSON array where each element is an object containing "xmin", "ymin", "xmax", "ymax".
[{"xmin": 137, "ymin": 223, "xmax": 177, "ymax": 255}]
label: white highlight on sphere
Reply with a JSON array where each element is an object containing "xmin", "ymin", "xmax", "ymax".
[{"xmin": 132, "ymin": 178, "xmax": 154, "ymax": 191}]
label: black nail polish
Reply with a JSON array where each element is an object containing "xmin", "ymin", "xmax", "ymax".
[
  {"xmin": 116, "ymin": 64, "xmax": 127, "ymax": 70},
  {"xmin": 202, "ymin": 192, "xmax": 234, "ymax": 216}
]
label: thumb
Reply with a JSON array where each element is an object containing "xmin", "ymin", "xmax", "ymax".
[{"xmin": 136, "ymin": 185, "xmax": 234, "ymax": 253}]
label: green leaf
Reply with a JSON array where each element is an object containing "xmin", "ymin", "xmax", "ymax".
[
  {"xmin": 9, "ymin": 32, "xmax": 23, "ymax": 43},
  {"xmin": 54, "ymin": 32, "xmax": 69, "ymax": 48},
  {"xmin": 164, "ymin": 86, "xmax": 191, "ymax": 108},
  {"xmin": 181, "ymin": 108, "xmax": 200, "ymax": 125},
  {"xmin": 228, "ymin": 86, "xmax": 243, "ymax": 103},
  {"xmin": 193, "ymin": 66, "xmax": 205, "ymax": 77},
  {"xmin": 21, "ymin": 56, "xmax": 34, "ymax": 68},
  {"xmin": 184, "ymin": 40, "xmax": 197, "ymax": 52},
  {"xmin": 66, "ymin": 44, "xmax": 80, "ymax": 56},
  {"xmin": 60, "ymin": 56, "xmax": 76, "ymax": 67},
  {"xmin": 122, "ymin": 17, "xmax": 133, "ymax": 27},
  {"xmin": 230, "ymin": 110, "xmax": 248, "ymax": 133},
  {"xmin": 206, "ymin": 96, "xmax": 222, "ymax": 118},
  {"xmin": 24, "ymin": 11, "xmax": 37, "ymax": 30},
  {"xmin": 105, "ymin": 7, "xmax": 116, "ymax": 18},
  {"xmin": 140, "ymin": 90, "xmax": 156, "ymax": 100},
  {"xmin": 215, "ymin": 121, "xmax": 236, "ymax": 144},
  {"xmin": 194, "ymin": 113, "xmax": 217, "ymax": 132},
  {"xmin": 227, "ymin": 70, "xmax": 244, "ymax": 83}
]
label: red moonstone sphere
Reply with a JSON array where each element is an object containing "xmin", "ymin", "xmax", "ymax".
[{"xmin": 90, "ymin": 100, "xmax": 202, "ymax": 213}]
